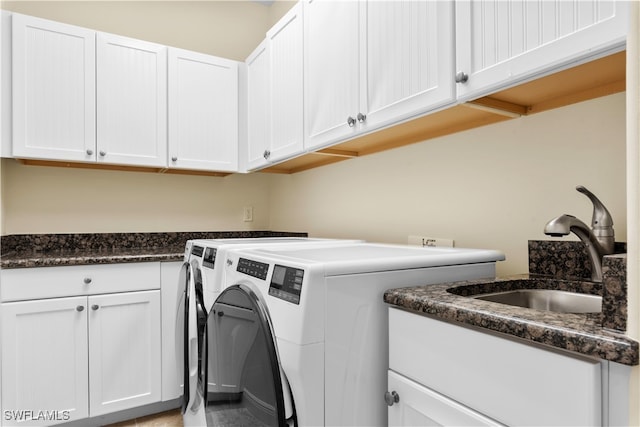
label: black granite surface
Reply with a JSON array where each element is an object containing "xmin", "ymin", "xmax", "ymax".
[
  {"xmin": 0, "ymin": 231, "xmax": 307, "ymax": 269},
  {"xmin": 529, "ymin": 240, "xmax": 627, "ymax": 280},
  {"xmin": 602, "ymin": 254, "xmax": 627, "ymax": 332},
  {"xmin": 384, "ymin": 275, "xmax": 638, "ymax": 366},
  {"xmin": 384, "ymin": 240, "xmax": 637, "ymax": 366}
]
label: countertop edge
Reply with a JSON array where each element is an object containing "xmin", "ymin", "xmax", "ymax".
[
  {"xmin": 1, "ymin": 252, "xmax": 184, "ymax": 269},
  {"xmin": 384, "ymin": 281, "xmax": 639, "ymax": 366}
]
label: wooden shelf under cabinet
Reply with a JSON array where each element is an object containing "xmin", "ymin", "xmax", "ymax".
[
  {"xmin": 14, "ymin": 159, "xmax": 232, "ymax": 177},
  {"xmin": 261, "ymin": 50, "xmax": 626, "ymax": 175}
]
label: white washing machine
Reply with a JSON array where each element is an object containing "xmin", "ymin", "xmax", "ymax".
[
  {"xmin": 197, "ymin": 242, "xmax": 505, "ymax": 426},
  {"xmin": 177, "ymin": 237, "xmax": 362, "ymax": 426}
]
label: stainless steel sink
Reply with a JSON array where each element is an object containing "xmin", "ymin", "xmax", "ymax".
[{"xmin": 472, "ymin": 289, "xmax": 602, "ymax": 313}]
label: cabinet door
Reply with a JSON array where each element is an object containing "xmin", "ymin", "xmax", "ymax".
[
  {"xmin": 455, "ymin": 0, "xmax": 628, "ymax": 101},
  {"xmin": 363, "ymin": 1, "xmax": 455, "ymax": 130},
  {"xmin": 2, "ymin": 11, "xmax": 11, "ymax": 158},
  {"xmin": 168, "ymin": 48, "xmax": 238, "ymax": 172},
  {"xmin": 160, "ymin": 262, "xmax": 183, "ymax": 401},
  {"xmin": 97, "ymin": 33, "xmax": 167, "ymax": 167},
  {"xmin": 12, "ymin": 14, "xmax": 96, "ymax": 162},
  {"xmin": 1, "ymin": 297, "xmax": 89, "ymax": 426},
  {"xmin": 245, "ymin": 40, "xmax": 270, "ymax": 170},
  {"xmin": 389, "ymin": 308, "xmax": 602, "ymax": 426},
  {"xmin": 304, "ymin": 0, "xmax": 360, "ymax": 151},
  {"xmin": 387, "ymin": 371, "xmax": 503, "ymax": 427},
  {"xmin": 267, "ymin": 2, "xmax": 304, "ymax": 164},
  {"xmin": 88, "ymin": 290, "xmax": 161, "ymax": 416}
]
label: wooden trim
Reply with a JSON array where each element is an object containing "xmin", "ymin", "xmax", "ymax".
[
  {"xmin": 527, "ymin": 79, "xmax": 625, "ymax": 114},
  {"xmin": 357, "ymin": 113, "xmax": 511, "ymax": 157},
  {"xmin": 17, "ymin": 159, "xmax": 162, "ymax": 174},
  {"xmin": 464, "ymin": 97, "xmax": 528, "ymax": 117},
  {"xmin": 160, "ymin": 168, "xmax": 230, "ymax": 177},
  {"xmin": 315, "ymin": 148, "xmax": 359, "ymax": 158},
  {"xmin": 16, "ymin": 159, "xmax": 230, "ymax": 177}
]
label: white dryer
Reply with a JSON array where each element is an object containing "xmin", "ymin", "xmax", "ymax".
[
  {"xmin": 177, "ymin": 237, "xmax": 362, "ymax": 426},
  {"xmin": 199, "ymin": 242, "xmax": 505, "ymax": 426}
]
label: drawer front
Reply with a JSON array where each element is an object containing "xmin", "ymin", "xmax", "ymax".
[
  {"xmin": 387, "ymin": 370, "xmax": 504, "ymax": 427},
  {"xmin": 1, "ymin": 263, "xmax": 161, "ymax": 301},
  {"xmin": 389, "ymin": 307, "xmax": 602, "ymax": 426}
]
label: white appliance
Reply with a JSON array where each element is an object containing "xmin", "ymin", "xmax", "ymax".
[
  {"xmin": 197, "ymin": 242, "xmax": 505, "ymax": 426},
  {"xmin": 177, "ymin": 237, "xmax": 362, "ymax": 426}
]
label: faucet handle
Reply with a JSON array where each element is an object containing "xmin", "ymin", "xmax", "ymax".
[
  {"xmin": 576, "ymin": 185, "xmax": 614, "ymax": 228},
  {"xmin": 576, "ymin": 185, "xmax": 615, "ymax": 255}
]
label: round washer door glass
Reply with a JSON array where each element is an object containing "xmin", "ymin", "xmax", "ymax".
[{"xmin": 202, "ymin": 284, "xmax": 292, "ymax": 426}]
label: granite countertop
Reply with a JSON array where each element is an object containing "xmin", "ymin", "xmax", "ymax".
[
  {"xmin": 0, "ymin": 231, "xmax": 307, "ymax": 269},
  {"xmin": 0, "ymin": 247, "xmax": 185, "ymax": 269},
  {"xmin": 384, "ymin": 274, "xmax": 639, "ymax": 366}
]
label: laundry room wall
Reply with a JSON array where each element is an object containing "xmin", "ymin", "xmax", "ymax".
[
  {"xmin": 0, "ymin": 1, "xmax": 627, "ymax": 277},
  {"xmin": 0, "ymin": 0, "xmax": 272, "ymax": 61},
  {"xmin": 268, "ymin": 93, "xmax": 627, "ymax": 276},
  {"xmin": 0, "ymin": 0, "xmax": 287, "ymax": 235}
]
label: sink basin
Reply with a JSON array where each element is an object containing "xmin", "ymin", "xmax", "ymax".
[{"xmin": 472, "ymin": 289, "xmax": 602, "ymax": 313}]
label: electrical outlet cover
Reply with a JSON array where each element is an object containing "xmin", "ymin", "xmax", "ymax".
[{"xmin": 408, "ymin": 235, "xmax": 454, "ymax": 247}]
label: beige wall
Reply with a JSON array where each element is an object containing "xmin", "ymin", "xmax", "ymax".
[
  {"xmin": 1, "ymin": 1, "xmax": 273, "ymax": 61},
  {"xmin": 0, "ymin": 0, "xmax": 289, "ymax": 235},
  {"xmin": 1, "ymin": 160, "xmax": 273, "ymax": 233},
  {"xmin": 269, "ymin": 93, "xmax": 627, "ymax": 277}
]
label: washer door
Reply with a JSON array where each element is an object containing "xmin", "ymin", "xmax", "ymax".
[
  {"xmin": 176, "ymin": 261, "xmax": 202, "ymax": 414},
  {"xmin": 202, "ymin": 284, "xmax": 294, "ymax": 427}
]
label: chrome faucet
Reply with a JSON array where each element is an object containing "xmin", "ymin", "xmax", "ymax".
[{"xmin": 543, "ymin": 186, "xmax": 615, "ymax": 282}]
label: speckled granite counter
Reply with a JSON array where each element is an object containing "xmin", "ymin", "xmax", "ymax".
[
  {"xmin": 0, "ymin": 231, "xmax": 307, "ymax": 269},
  {"xmin": 384, "ymin": 274, "xmax": 639, "ymax": 366}
]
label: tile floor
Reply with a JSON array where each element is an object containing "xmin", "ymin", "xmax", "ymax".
[{"xmin": 105, "ymin": 409, "xmax": 183, "ymax": 427}]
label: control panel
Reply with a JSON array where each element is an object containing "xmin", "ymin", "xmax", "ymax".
[
  {"xmin": 191, "ymin": 245, "xmax": 204, "ymax": 258},
  {"xmin": 237, "ymin": 258, "xmax": 269, "ymax": 281},
  {"xmin": 269, "ymin": 264, "xmax": 304, "ymax": 305},
  {"xmin": 203, "ymin": 247, "xmax": 217, "ymax": 268}
]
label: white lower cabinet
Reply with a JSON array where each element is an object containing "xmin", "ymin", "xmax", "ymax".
[
  {"xmin": 88, "ymin": 291, "xmax": 161, "ymax": 416},
  {"xmin": 1, "ymin": 297, "xmax": 90, "ymax": 425},
  {"xmin": 387, "ymin": 307, "xmax": 628, "ymax": 427},
  {"xmin": 0, "ymin": 263, "xmax": 162, "ymax": 426},
  {"xmin": 387, "ymin": 370, "xmax": 501, "ymax": 427},
  {"xmin": 160, "ymin": 261, "xmax": 183, "ymax": 402}
]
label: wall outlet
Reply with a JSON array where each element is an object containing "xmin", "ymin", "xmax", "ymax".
[
  {"xmin": 243, "ymin": 206, "xmax": 253, "ymax": 222},
  {"xmin": 408, "ymin": 235, "xmax": 454, "ymax": 248}
]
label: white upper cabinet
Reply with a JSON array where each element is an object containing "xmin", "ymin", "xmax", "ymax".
[
  {"xmin": 245, "ymin": 40, "xmax": 271, "ymax": 171},
  {"xmin": 304, "ymin": 0, "xmax": 455, "ymax": 151},
  {"xmin": 304, "ymin": 0, "xmax": 360, "ymax": 151},
  {"xmin": 12, "ymin": 14, "xmax": 96, "ymax": 162},
  {"xmin": 363, "ymin": 1, "xmax": 455, "ymax": 130},
  {"xmin": 168, "ymin": 48, "xmax": 239, "ymax": 172},
  {"xmin": 97, "ymin": 33, "xmax": 167, "ymax": 167},
  {"xmin": 455, "ymin": 0, "xmax": 629, "ymax": 101},
  {"xmin": 267, "ymin": 2, "xmax": 304, "ymax": 165},
  {"xmin": 11, "ymin": 15, "xmax": 170, "ymax": 167},
  {"xmin": 245, "ymin": 3, "xmax": 304, "ymax": 172}
]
